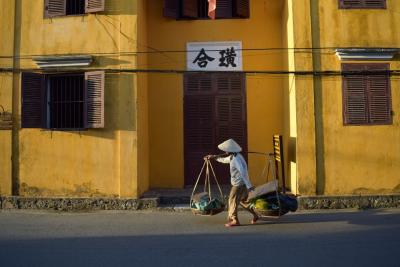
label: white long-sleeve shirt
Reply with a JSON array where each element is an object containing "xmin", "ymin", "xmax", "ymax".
[{"xmin": 216, "ymin": 153, "xmax": 252, "ymax": 189}]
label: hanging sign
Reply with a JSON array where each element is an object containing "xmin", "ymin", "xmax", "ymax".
[{"xmin": 187, "ymin": 41, "xmax": 243, "ymax": 71}]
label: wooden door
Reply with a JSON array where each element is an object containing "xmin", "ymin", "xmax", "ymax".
[{"xmin": 184, "ymin": 72, "xmax": 247, "ymax": 185}]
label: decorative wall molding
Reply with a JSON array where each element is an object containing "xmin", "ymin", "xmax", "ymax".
[
  {"xmin": 34, "ymin": 55, "xmax": 93, "ymax": 68},
  {"xmin": 335, "ymin": 48, "xmax": 398, "ymax": 61}
]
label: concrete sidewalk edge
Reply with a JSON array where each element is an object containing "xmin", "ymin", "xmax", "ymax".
[{"xmin": 0, "ymin": 194, "xmax": 399, "ymax": 211}]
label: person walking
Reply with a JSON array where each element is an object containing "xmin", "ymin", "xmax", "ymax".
[{"xmin": 205, "ymin": 139, "xmax": 259, "ymax": 227}]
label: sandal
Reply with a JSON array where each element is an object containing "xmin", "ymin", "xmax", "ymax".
[
  {"xmin": 224, "ymin": 221, "xmax": 240, "ymax": 227},
  {"xmin": 250, "ymin": 216, "xmax": 259, "ymax": 224}
]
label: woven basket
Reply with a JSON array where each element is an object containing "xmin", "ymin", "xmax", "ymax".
[
  {"xmin": 254, "ymin": 208, "xmax": 288, "ymax": 217},
  {"xmin": 191, "ymin": 205, "xmax": 225, "ymax": 216}
]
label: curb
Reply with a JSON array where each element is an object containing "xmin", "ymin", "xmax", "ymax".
[
  {"xmin": 298, "ymin": 194, "xmax": 400, "ymax": 210},
  {"xmin": 0, "ymin": 196, "xmax": 158, "ymax": 211},
  {"xmin": 0, "ymin": 194, "xmax": 399, "ymax": 212}
]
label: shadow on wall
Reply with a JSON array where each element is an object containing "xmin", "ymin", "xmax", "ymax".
[
  {"xmin": 37, "ymin": 73, "xmax": 137, "ymax": 140},
  {"xmin": 80, "ymin": 73, "xmax": 137, "ymax": 140},
  {"xmin": 94, "ymin": 56, "xmax": 134, "ymax": 68},
  {"xmin": 103, "ymin": 1, "xmax": 138, "ymax": 15}
]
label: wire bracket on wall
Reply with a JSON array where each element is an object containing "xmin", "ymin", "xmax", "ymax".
[{"xmin": 0, "ymin": 105, "xmax": 12, "ymax": 130}]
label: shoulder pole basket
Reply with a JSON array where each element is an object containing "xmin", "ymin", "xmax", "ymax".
[{"xmin": 190, "ymin": 159, "xmax": 226, "ymax": 216}]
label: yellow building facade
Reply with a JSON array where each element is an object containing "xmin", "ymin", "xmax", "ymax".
[{"xmin": 0, "ymin": 0, "xmax": 399, "ymax": 200}]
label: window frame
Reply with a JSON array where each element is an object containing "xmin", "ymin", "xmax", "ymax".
[
  {"xmin": 342, "ymin": 63, "xmax": 392, "ymax": 126},
  {"xmin": 164, "ymin": 0, "xmax": 250, "ymax": 20},
  {"xmin": 44, "ymin": 0, "xmax": 105, "ymax": 19},
  {"xmin": 21, "ymin": 71, "xmax": 105, "ymax": 130},
  {"xmin": 46, "ymin": 72, "xmax": 86, "ymax": 130}
]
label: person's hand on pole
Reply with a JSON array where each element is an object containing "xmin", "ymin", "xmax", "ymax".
[{"xmin": 203, "ymin": 155, "xmax": 214, "ymax": 160}]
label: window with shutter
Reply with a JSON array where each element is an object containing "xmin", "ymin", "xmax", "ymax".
[
  {"xmin": 339, "ymin": 0, "xmax": 386, "ymax": 9},
  {"xmin": 342, "ymin": 63, "xmax": 392, "ymax": 125},
  {"xmin": 44, "ymin": 0, "xmax": 104, "ymax": 18},
  {"xmin": 21, "ymin": 71, "xmax": 105, "ymax": 130},
  {"xmin": 164, "ymin": 0, "xmax": 249, "ymax": 20}
]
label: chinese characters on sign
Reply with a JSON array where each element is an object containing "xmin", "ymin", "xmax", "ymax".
[{"xmin": 187, "ymin": 42, "xmax": 242, "ymax": 71}]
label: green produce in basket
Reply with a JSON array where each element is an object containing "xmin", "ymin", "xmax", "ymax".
[{"xmin": 255, "ymin": 199, "xmax": 269, "ymax": 210}]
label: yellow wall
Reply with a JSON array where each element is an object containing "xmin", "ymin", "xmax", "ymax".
[
  {"xmin": 0, "ymin": 0, "xmax": 16, "ymax": 195},
  {"xmin": 145, "ymin": 0, "xmax": 285, "ymax": 188},
  {"xmin": 2, "ymin": 0, "xmax": 398, "ymax": 198},
  {"xmin": 313, "ymin": 0, "xmax": 400, "ymax": 194},
  {"xmin": 0, "ymin": 0, "xmax": 149, "ymax": 198}
]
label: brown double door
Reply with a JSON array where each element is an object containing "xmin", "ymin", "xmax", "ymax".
[{"xmin": 184, "ymin": 72, "xmax": 247, "ymax": 185}]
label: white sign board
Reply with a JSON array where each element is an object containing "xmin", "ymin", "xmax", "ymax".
[{"xmin": 187, "ymin": 41, "xmax": 242, "ymax": 71}]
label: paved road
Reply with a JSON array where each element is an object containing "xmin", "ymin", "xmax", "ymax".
[{"xmin": 0, "ymin": 209, "xmax": 399, "ymax": 267}]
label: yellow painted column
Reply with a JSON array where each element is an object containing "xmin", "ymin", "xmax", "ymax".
[{"xmin": 288, "ymin": 0, "xmax": 318, "ymax": 195}]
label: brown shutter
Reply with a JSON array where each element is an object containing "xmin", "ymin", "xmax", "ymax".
[
  {"xmin": 85, "ymin": 0, "xmax": 105, "ymax": 13},
  {"xmin": 234, "ymin": 0, "xmax": 249, "ymax": 18},
  {"xmin": 182, "ymin": 0, "xmax": 198, "ymax": 18},
  {"xmin": 21, "ymin": 73, "xmax": 45, "ymax": 128},
  {"xmin": 215, "ymin": 73, "xmax": 246, "ymax": 149},
  {"xmin": 184, "ymin": 96, "xmax": 215, "ymax": 150},
  {"xmin": 342, "ymin": 64, "xmax": 368, "ymax": 125},
  {"xmin": 184, "ymin": 72, "xmax": 213, "ymax": 95},
  {"xmin": 367, "ymin": 64, "xmax": 391, "ymax": 124},
  {"xmin": 44, "ymin": 0, "xmax": 66, "ymax": 18},
  {"xmin": 184, "ymin": 73, "xmax": 215, "ymax": 185},
  {"xmin": 339, "ymin": 0, "xmax": 386, "ymax": 9},
  {"xmin": 164, "ymin": 0, "xmax": 179, "ymax": 19},
  {"xmin": 216, "ymin": 0, "xmax": 233, "ymax": 19},
  {"xmin": 364, "ymin": 0, "xmax": 386, "ymax": 8},
  {"xmin": 85, "ymin": 71, "xmax": 105, "ymax": 128}
]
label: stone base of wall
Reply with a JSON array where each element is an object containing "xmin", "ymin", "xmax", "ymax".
[
  {"xmin": 0, "ymin": 197, "xmax": 158, "ymax": 211},
  {"xmin": 0, "ymin": 195, "xmax": 399, "ymax": 211},
  {"xmin": 298, "ymin": 195, "xmax": 400, "ymax": 210}
]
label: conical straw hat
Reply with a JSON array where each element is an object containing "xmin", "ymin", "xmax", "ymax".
[{"xmin": 218, "ymin": 139, "xmax": 242, "ymax": 153}]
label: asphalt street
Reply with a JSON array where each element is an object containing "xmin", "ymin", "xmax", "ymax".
[{"xmin": 0, "ymin": 209, "xmax": 399, "ymax": 267}]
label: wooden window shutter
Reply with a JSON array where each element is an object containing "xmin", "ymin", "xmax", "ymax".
[
  {"xmin": 21, "ymin": 73, "xmax": 45, "ymax": 128},
  {"xmin": 342, "ymin": 64, "xmax": 368, "ymax": 125},
  {"xmin": 182, "ymin": 0, "xmax": 198, "ymax": 18},
  {"xmin": 342, "ymin": 63, "xmax": 391, "ymax": 125},
  {"xmin": 85, "ymin": 71, "xmax": 105, "ymax": 128},
  {"xmin": 216, "ymin": 0, "xmax": 233, "ymax": 19},
  {"xmin": 184, "ymin": 73, "xmax": 213, "ymax": 95},
  {"xmin": 339, "ymin": 0, "xmax": 386, "ymax": 9},
  {"xmin": 367, "ymin": 64, "xmax": 391, "ymax": 124},
  {"xmin": 234, "ymin": 0, "xmax": 249, "ymax": 18},
  {"xmin": 85, "ymin": 0, "xmax": 105, "ymax": 13},
  {"xmin": 184, "ymin": 96, "xmax": 215, "ymax": 150},
  {"xmin": 44, "ymin": 0, "xmax": 66, "ymax": 18},
  {"xmin": 164, "ymin": 0, "xmax": 179, "ymax": 19},
  {"xmin": 215, "ymin": 73, "xmax": 246, "ymax": 147}
]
